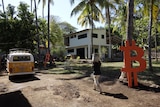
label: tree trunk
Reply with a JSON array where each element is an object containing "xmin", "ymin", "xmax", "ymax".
[
  {"xmin": 155, "ymin": 30, "xmax": 158, "ymax": 62},
  {"xmin": 31, "ymin": 0, "xmax": 33, "ymax": 12},
  {"xmin": 148, "ymin": 0, "xmax": 153, "ymax": 71},
  {"xmin": 42, "ymin": 7, "xmax": 44, "ymax": 18},
  {"xmin": 91, "ymin": 2, "xmax": 94, "ymax": 56},
  {"xmin": 119, "ymin": 0, "xmax": 134, "ymax": 81},
  {"xmin": 126, "ymin": 0, "xmax": 134, "ymax": 42},
  {"xmin": 2, "ymin": 0, "xmax": 5, "ymax": 13},
  {"xmin": 34, "ymin": 0, "xmax": 40, "ymax": 65},
  {"xmin": 106, "ymin": 6, "xmax": 112, "ymax": 59},
  {"xmin": 48, "ymin": 0, "xmax": 50, "ymax": 53}
]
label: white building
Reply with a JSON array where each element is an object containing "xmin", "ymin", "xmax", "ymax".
[{"xmin": 64, "ymin": 29, "xmax": 120, "ymax": 59}]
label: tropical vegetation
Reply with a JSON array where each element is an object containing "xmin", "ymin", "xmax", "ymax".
[{"xmin": 0, "ymin": 0, "xmax": 160, "ymax": 69}]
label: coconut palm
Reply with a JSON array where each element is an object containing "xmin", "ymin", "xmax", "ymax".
[
  {"xmin": 38, "ymin": 0, "xmax": 47, "ymax": 18},
  {"xmin": 97, "ymin": 0, "xmax": 120, "ymax": 58},
  {"xmin": 135, "ymin": 0, "xmax": 152, "ymax": 70},
  {"xmin": 1, "ymin": 0, "xmax": 5, "ymax": 13},
  {"xmin": 71, "ymin": 0, "xmax": 104, "ymax": 28},
  {"xmin": 6, "ymin": 4, "xmax": 16, "ymax": 20},
  {"xmin": 33, "ymin": 0, "xmax": 40, "ymax": 62},
  {"xmin": 126, "ymin": 0, "xmax": 134, "ymax": 41},
  {"xmin": 47, "ymin": 0, "xmax": 54, "ymax": 53},
  {"xmin": 38, "ymin": 0, "xmax": 53, "ymax": 53},
  {"xmin": 147, "ymin": 0, "xmax": 160, "ymax": 69},
  {"xmin": 113, "ymin": 2, "xmax": 127, "ymax": 41},
  {"xmin": 70, "ymin": 0, "xmax": 104, "ymax": 54},
  {"xmin": 30, "ymin": 0, "xmax": 33, "ymax": 12},
  {"xmin": 148, "ymin": 0, "xmax": 153, "ymax": 71},
  {"xmin": 135, "ymin": 0, "xmax": 159, "ymax": 71},
  {"xmin": 119, "ymin": 0, "xmax": 134, "ymax": 81},
  {"xmin": 153, "ymin": 4, "xmax": 160, "ymax": 62}
]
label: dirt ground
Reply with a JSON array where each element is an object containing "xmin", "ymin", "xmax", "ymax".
[{"xmin": 0, "ymin": 68, "xmax": 160, "ymax": 107}]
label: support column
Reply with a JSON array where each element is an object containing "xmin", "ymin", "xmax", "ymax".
[
  {"xmin": 88, "ymin": 45, "xmax": 91, "ymax": 58},
  {"xmin": 85, "ymin": 46, "xmax": 87, "ymax": 59},
  {"xmin": 98, "ymin": 45, "xmax": 101, "ymax": 56},
  {"xmin": 108, "ymin": 45, "xmax": 111, "ymax": 58},
  {"xmin": 74, "ymin": 48, "xmax": 77, "ymax": 56}
]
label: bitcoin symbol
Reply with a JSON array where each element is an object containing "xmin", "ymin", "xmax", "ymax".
[{"xmin": 120, "ymin": 40, "xmax": 146, "ymax": 87}]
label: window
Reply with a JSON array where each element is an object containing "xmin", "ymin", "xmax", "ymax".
[
  {"xmin": 92, "ymin": 33, "xmax": 98, "ymax": 38},
  {"xmin": 95, "ymin": 49, "xmax": 98, "ymax": 53},
  {"xmin": 70, "ymin": 36, "xmax": 74, "ymax": 38},
  {"xmin": 68, "ymin": 49, "xmax": 74, "ymax": 53},
  {"xmin": 13, "ymin": 56, "xmax": 31, "ymax": 61},
  {"xmin": 70, "ymin": 35, "xmax": 76, "ymax": 39},
  {"xmin": 101, "ymin": 35, "xmax": 104, "ymax": 39},
  {"xmin": 64, "ymin": 37, "xmax": 69, "ymax": 46},
  {"xmin": 78, "ymin": 34, "xmax": 87, "ymax": 39}
]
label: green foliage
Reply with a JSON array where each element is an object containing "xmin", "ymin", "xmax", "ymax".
[
  {"xmin": 58, "ymin": 22, "xmax": 77, "ymax": 34},
  {"xmin": 38, "ymin": 18, "xmax": 48, "ymax": 46},
  {"xmin": 0, "ymin": 2, "xmax": 36, "ymax": 52},
  {"xmin": 0, "ymin": 1, "xmax": 67, "ymax": 56},
  {"xmin": 6, "ymin": 4, "xmax": 16, "ymax": 20},
  {"xmin": 50, "ymin": 17, "xmax": 63, "ymax": 47},
  {"xmin": 52, "ymin": 46, "xmax": 66, "ymax": 59},
  {"xmin": 134, "ymin": 17, "xmax": 149, "ymax": 47},
  {"xmin": 70, "ymin": 0, "xmax": 104, "ymax": 28}
]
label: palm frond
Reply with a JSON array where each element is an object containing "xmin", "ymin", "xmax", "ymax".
[{"xmin": 71, "ymin": 1, "xmax": 86, "ymax": 16}]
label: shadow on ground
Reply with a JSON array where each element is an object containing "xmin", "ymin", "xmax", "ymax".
[
  {"xmin": 138, "ymin": 67, "xmax": 160, "ymax": 86},
  {"xmin": 135, "ymin": 83, "xmax": 160, "ymax": 93},
  {"xmin": 100, "ymin": 92, "xmax": 128, "ymax": 99},
  {"xmin": 120, "ymin": 81, "xmax": 160, "ymax": 93},
  {"xmin": 0, "ymin": 90, "xmax": 32, "ymax": 107},
  {"xmin": 9, "ymin": 75, "xmax": 40, "ymax": 83}
]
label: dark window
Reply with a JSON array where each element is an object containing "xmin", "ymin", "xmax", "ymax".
[
  {"xmin": 70, "ymin": 35, "xmax": 76, "ymax": 39},
  {"xmin": 78, "ymin": 34, "xmax": 87, "ymax": 39},
  {"xmin": 101, "ymin": 35, "xmax": 104, "ymax": 39},
  {"xmin": 92, "ymin": 33, "xmax": 98, "ymax": 38},
  {"xmin": 95, "ymin": 49, "xmax": 98, "ymax": 53},
  {"xmin": 70, "ymin": 36, "xmax": 74, "ymax": 38},
  {"xmin": 68, "ymin": 49, "xmax": 74, "ymax": 53},
  {"xmin": 13, "ymin": 56, "xmax": 31, "ymax": 61},
  {"xmin": 64, "ymin": 37, "xmax": 69, "ymax": 46}
]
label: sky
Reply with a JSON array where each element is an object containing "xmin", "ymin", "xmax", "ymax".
[{"xmin": 2, "ymin": 0, "xmax": 105, "ymax": 31}]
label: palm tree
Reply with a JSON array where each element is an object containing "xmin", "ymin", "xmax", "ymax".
[
  {"xmin": 70, "ymin": 0, "xmax": 104, "ymax": 55},
  {"xmin": 136, "ymin": 0, "xmax": 158, "ymax": 71},
  {"xmin": 97, "ymin": 0, "xmax": 120, "ymax": 59},
  {"xmin": 119, "ymin": 0, "xmax": 134, "ymax": 81},
  {"xmin": 1, "ymin": 0, "xmax": 5, "ymax": 13},
  {"xmin": 47, "ymin": 0, "xmax": 52, "ymax": 53},
  {"xmin": 113, "ymin": 2, "xmax": 127, "ymax": 42},
  {"xmin": 33, "ymin": 0, "xmax": 40, "ymax": 65},
  {"xmin": 38, "ymin": 0, "xmax": 47, "ymax": 18},
  {"xmin": 38, "ymin": 0, "xmax": 53, "ymax": 53},
  {"xmin": 6, "ymin": 4, "xmax": 16, "ymax": 20},
  {"xmin": 147, "ymin": 0, "xmax": 160, "ymax": 70},
  {"xmin": 31, "ymin": 0, "xmax": 33, "ymax": 12},
  {"xmin": 148, "ymin": 0, "xmax": 153, "ymax": 71},
  {"xmin": 127, "ymin": 0, "xmax": 134, "ymax": 42},
  {"xmin": 71, "ymin": 0, "xmax": 104, "ymax": 27},
  {"xmin": 154, "ymin": 4, "xmax": 159, "ymax": 62}
]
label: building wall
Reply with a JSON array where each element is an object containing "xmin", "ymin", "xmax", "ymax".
[
  {"xmin": 65, "ymin": 29, "xmax": 110, "ymax": 59},
  {"xmin": 68, "ymin": 29, "xmax": 107, "ymax": 47},
  {"xmin": 69, "ymin": 30, "xmax": 91, "ymax": 47},
  {"xmin": 92, "ymin": 29, "xmax": 107, "ymax": 46}
]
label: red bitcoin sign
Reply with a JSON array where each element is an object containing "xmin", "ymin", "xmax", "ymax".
[{"xmin": 120, "ymin": 40, "xmax": 146, "ymax": 87}]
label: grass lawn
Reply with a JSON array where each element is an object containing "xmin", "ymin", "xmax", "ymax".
[{"xmin": 44, "ymin": 61, "xmax": 160, "ymax": 86}]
